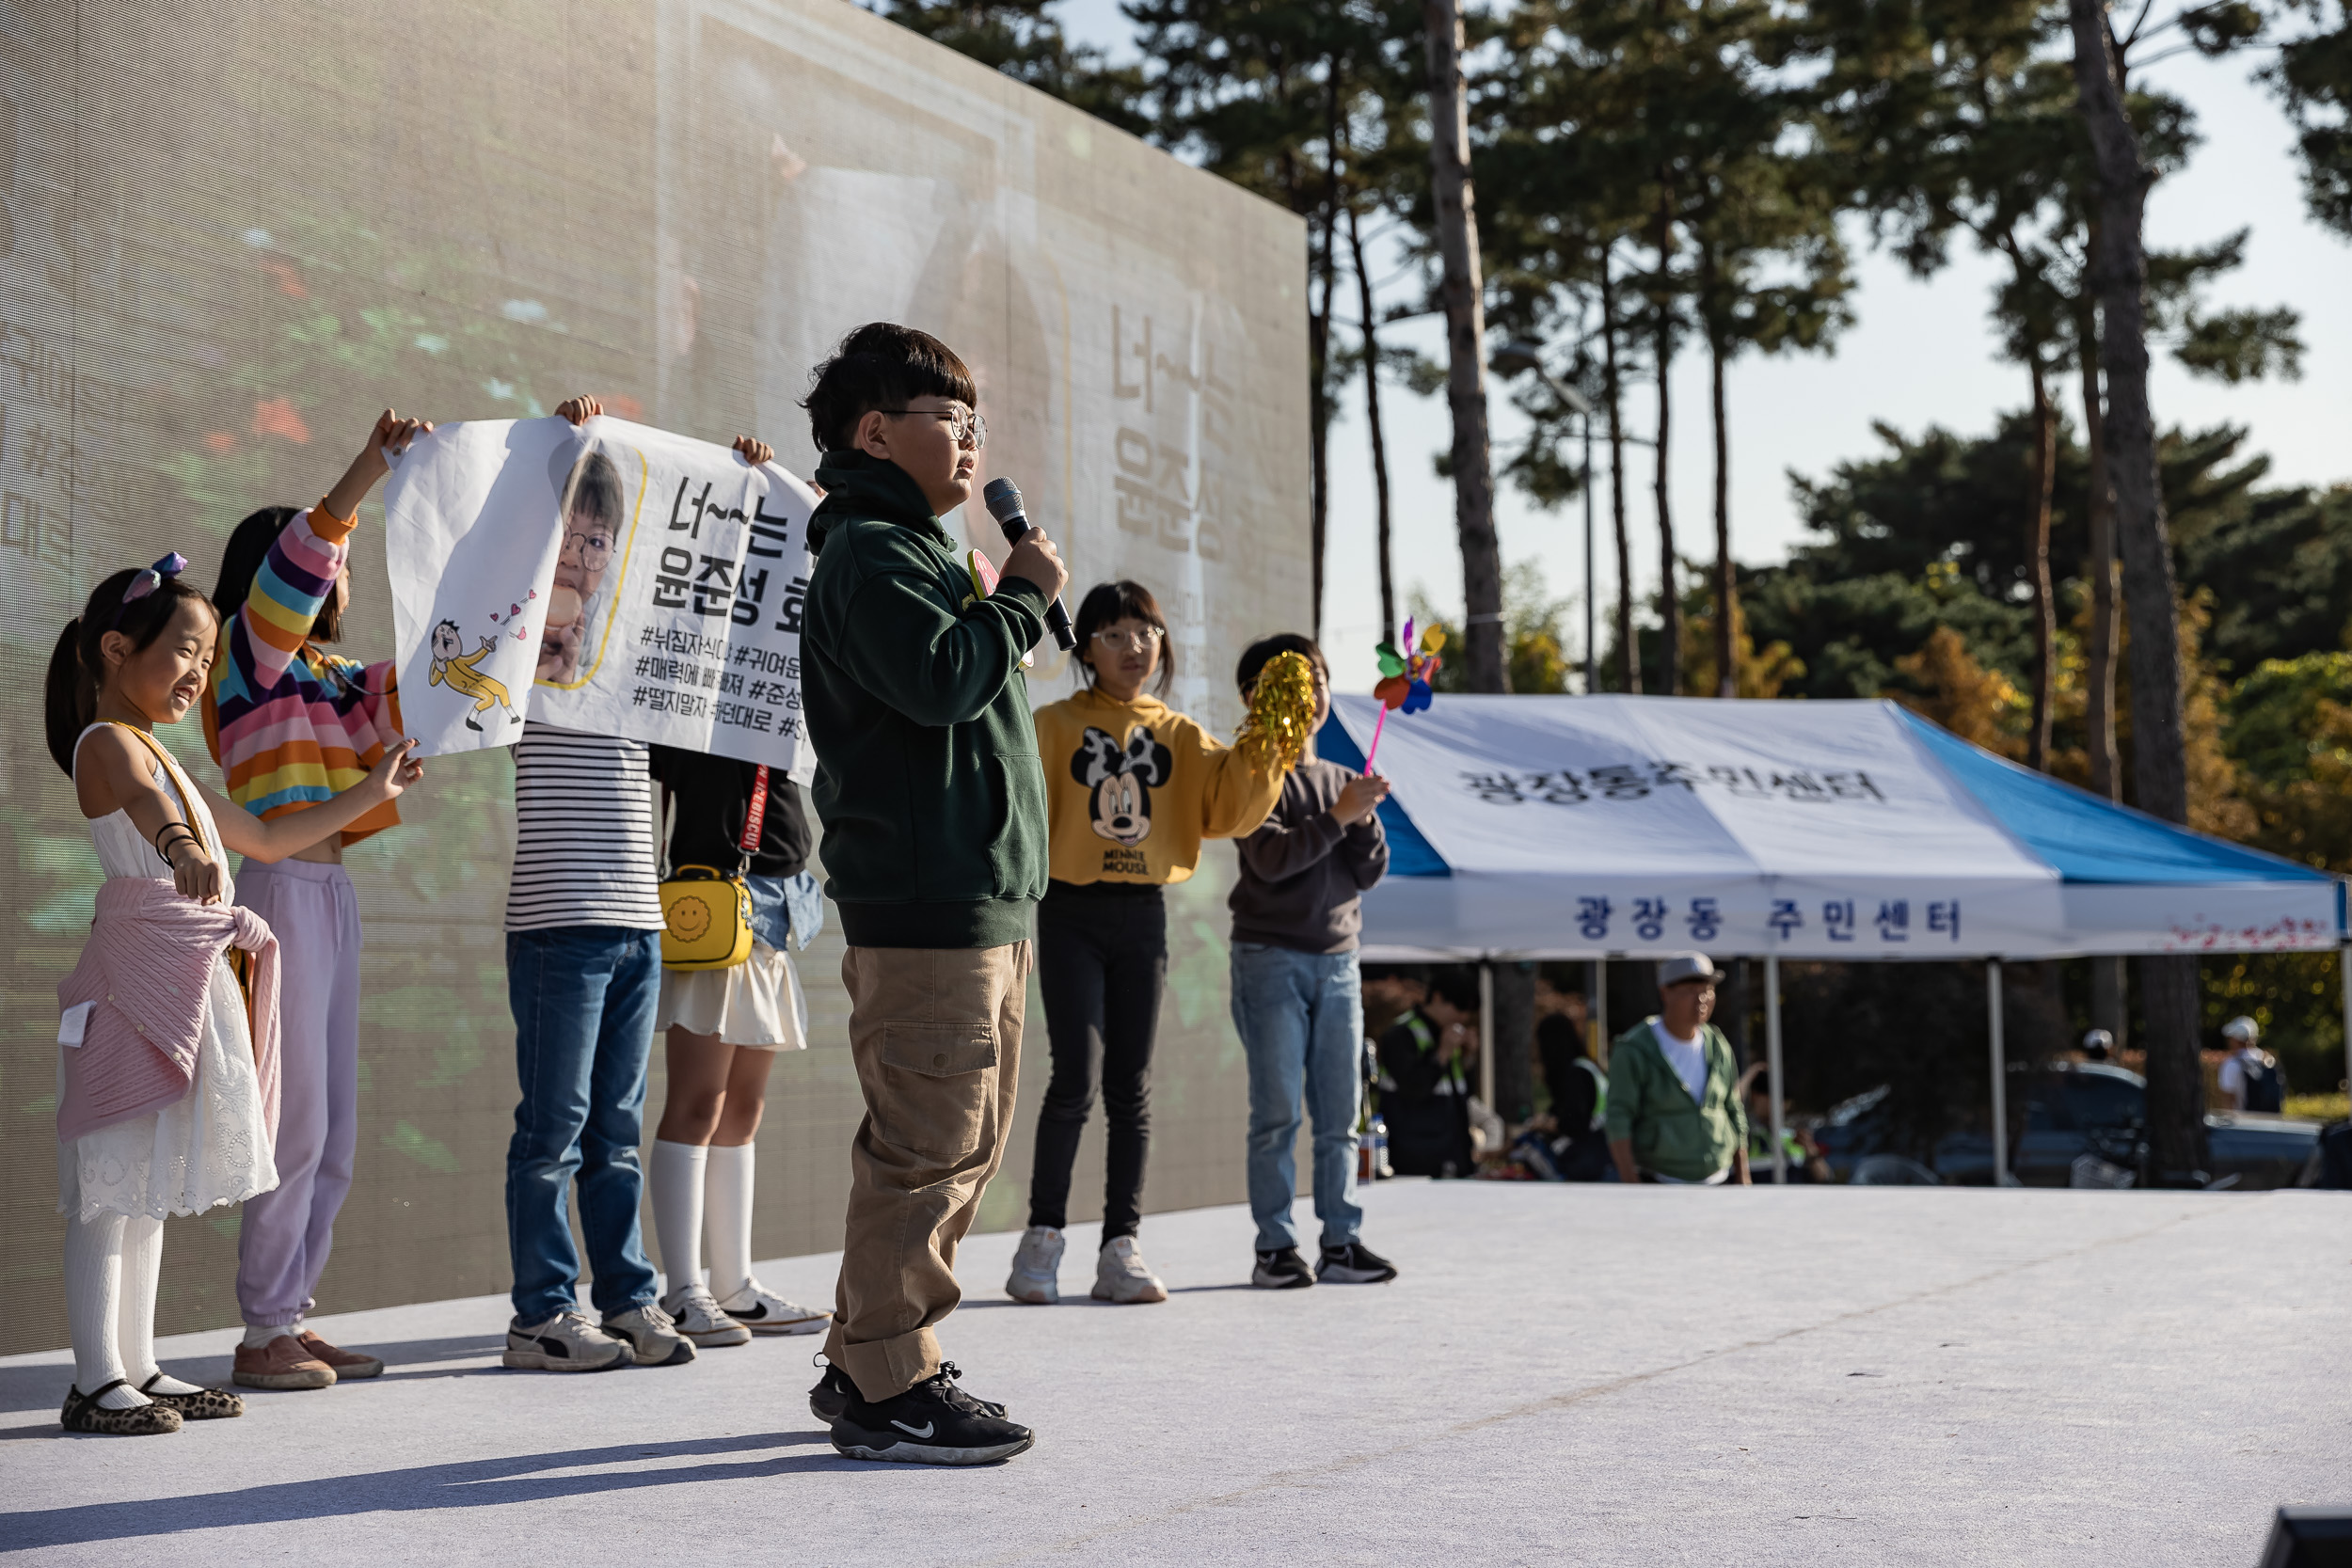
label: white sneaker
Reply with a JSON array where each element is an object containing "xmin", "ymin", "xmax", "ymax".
[
  {"xmin": 602, "ymin": 1301, "xmax": 696, "ymax": 1366},
  {"xmin": 714, "ymin": 1279, "xmax": 830, "ymax": 1336},
  {"xmin": 1091, "ymin": 1235, "xmax": 1168, "ymax": 1304},
  {"xmin": 1005, "ymin": 1226, "xmax": 1065, "ymax": 1304},
  {"xmin": 502, "ymin": 1309, "xmax": 630, "ymax": 1372},
  {"xmin": 661, "ymin": 1284, "xmax": 752, "ymax": 1347}
]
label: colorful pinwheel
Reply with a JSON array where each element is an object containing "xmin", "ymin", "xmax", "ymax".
[{"xmin": 1363, "ymin": 618, "xmax": 1443, "ymax": 772}]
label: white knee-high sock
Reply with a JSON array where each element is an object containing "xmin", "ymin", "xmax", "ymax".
[
  {"xmin": 64, "ymin": 1211, "xmax": 141, "ymax": 1408},
  {"xmin": 650, "ymin": 1139, "xmax": 707, "ymax": 1297},
  {"xmin": 706, "ymin": 1142, "xmax": 756, "ymax": 1303}
]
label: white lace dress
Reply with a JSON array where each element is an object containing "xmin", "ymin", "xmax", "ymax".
[{"xmin": 57, "ymin": 726, "xmax": 277, "ymax": 1222}]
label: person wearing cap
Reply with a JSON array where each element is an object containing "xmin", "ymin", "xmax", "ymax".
[
  {"xmin": 1605, "ymin": 954, "xmax": 1750, "ymax": 1185},
  {"xmin": 2079, "ymin": 1029, "xmax": 2114, "ymax": 1065},
  {"xmin": 2217, "ymin": 1016, "xmax": 2286, "ymax": 1113}
]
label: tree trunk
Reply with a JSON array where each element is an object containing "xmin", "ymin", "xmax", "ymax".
[
  {"xmin": 1423, "ymin": 0, "xmax": 1507, "ymax": 692},
  {"xmin": 1601, "ymin": 250, "xmax": 1639, "ymax": 693},
  {"xmin": 2026, "ymin": 351, "xmax": 2058, "ymax": 772},
  {"xmin": 2076, "ymin": 283, "xmax": 2129, "ymax": 1053},
  {"xmin": 2077, "ymin": 285, "xmax": 2119, "ymax": 800},
  {"xmin": 1307, "ymin": 75, "xmax": 1342, "ymax": 642},
  {"xmin": 1651, "ymin": 184, "xmax": 1679, "ymax": 697},
  {"xmin": 1492, "ymin": 963, "xmax": 1539, "ymax": 1127},
  {"xmin": 1346, "ymin": 200, "xmax": 1397, "ymax": 641},
  {"xmin": 1709, "ymin": 302, "xmax": 1735, "ymax": 700},
  {"xmin": 2069, "ymin": 0, "xmax": 2201, "ymax": 1178}
]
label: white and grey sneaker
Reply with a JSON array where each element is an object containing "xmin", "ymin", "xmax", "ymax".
[
  {"xmin": 502, "ymin": 1309, "xmax": 630, "ymax": 1372},
  {"xmin": 714, "ymin": 1279, "xmax": 829, "ymax": 1337},
  {"xmin": 1090, "ymin": 1235, "xmax": 1168, "ymax": 1304},
  {"xmin": 661, "ymin": 1284, "xmax": 752, "ymax": 1348},
  {"xmin": 1005, "ymin": 1226, "xmax": 1065, "ymax": 1305},
  {"xmin": 603, "ymin": 1301, "xmax": 696, "ymax": 1366}
]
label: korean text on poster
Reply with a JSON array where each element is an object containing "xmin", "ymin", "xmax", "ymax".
[{"xmin": 385, "ymin": 415, "xmax": 818, "ymax": 776}]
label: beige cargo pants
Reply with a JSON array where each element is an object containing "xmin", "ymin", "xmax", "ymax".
[{"xmin": 824, "ymin": 942, "xmax": 1029, "ymax": 1402}]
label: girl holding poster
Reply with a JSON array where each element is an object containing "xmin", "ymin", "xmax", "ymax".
[
  {"xmin": 206, "ymin": 409, "xmax": 434, "ymax": 1393},
  {"xmin": 645, "ymin": 739, "xmax": 831, "ymax": 1345}
]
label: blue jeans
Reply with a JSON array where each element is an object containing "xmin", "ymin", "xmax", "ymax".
[
  {"xmin": 1230, "ymin": 942, "xmax": 1364, "ymax": 1252},
  {"xmin": 505, "ymin": 927, "xmax": 661, "ymax": 1323}
]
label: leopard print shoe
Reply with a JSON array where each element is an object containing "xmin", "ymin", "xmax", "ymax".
[
  {"xmin": 60, "ymin": 1380, "xmax": 183, "ymax": 1436},
  {"xmin": 139, "ymin": 1373, "xmax": 244, "ymax": 1420}
]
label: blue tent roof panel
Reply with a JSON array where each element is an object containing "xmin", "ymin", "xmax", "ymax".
[
  {"xmin": 1314, "ymin": 715, "xmax": 1449, "ymax": 877},
  {"xmin": 1897, "ymin": 707, "xmax": 2330, "ymax": 886}
]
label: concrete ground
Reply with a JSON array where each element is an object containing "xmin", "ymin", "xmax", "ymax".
[{"xmin": 1, "ymin": 1182, "xmax": 2345, "ymax": 1565}]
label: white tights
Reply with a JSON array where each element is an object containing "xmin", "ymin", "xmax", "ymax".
[
  {"xmin": 64, "ymin": 1211, "xmax": 161, "ymax": 1409},
  {"xmin": 63, "ymin": 1212, "xmax": 203, "ymax": 1408}
]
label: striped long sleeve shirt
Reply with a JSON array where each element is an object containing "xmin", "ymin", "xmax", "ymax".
[{"xmin": 202, "ymin": 499, "xmax": 405, "ymax": 844}]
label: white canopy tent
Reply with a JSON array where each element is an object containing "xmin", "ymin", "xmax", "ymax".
[{"xmin": 1320, "ymin": 695, "xmax": 2346, "ymax": 1181}]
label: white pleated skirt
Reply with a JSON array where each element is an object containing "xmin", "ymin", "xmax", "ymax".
[{"xmin": 654, "ymin": 942, "xmax": 808, "ymax": 1050}]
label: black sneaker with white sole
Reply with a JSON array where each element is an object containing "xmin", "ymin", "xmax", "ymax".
[
  {"xmin": 1251, "ymin": 1246, "xmax": 1315, "ymax": 1289},
  {"xmin": 829, "ymin": 1367, "xmax": 1031, "ymax": 1465},
  {"xmin": 810, "ymin": 1358, "xmax": 1004, "ymax": 1425},
  {"xmin": 1317, "ymin": 1241, "xmax": 1399, "ymax": 1284}
]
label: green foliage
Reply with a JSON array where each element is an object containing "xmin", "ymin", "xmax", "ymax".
[
  {"xmin": 2224, "ymin": 652, "xmax": 2352, "ymax": 789},
  {"xmin": 1786, "ymin": 414, "xmax": 2090, "ymax": 600},
  {"xmin": 2172, "ymin": 463, "xmax": 2352, "ymax": 675},
  {"xmin": 2267, "ymin": 0, "xmax": 2352, "ymax": 237},
  {"xmin": 860, "ymin": 1, "xmax": 1149, "ymax": 133}
]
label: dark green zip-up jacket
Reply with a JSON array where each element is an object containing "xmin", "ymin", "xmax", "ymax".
[{"xmin": 802, "ymin": 451, "xmax": 1050, "ymax": 948}]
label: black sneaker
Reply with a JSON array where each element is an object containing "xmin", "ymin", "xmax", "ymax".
[
  {"xmin": 1317, "ymin": 1242, "xmax": 1398, "ymax": 1284},
  {"xmin": 829, "ymin": 1366, "xmax": 1031, "ymax": 1465},
  {"xmin": 809, "ymin": 1358, "xmax": 1005, "ymax": 1423},
  {"xmin": 1251, "ymin": 1246, "xmax": 1315, "ymax": 1290}
]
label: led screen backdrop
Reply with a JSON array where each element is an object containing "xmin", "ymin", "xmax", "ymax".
[{"xmin": 0, "ymin": 0, "xmax": 1308, "ymax": 1353}]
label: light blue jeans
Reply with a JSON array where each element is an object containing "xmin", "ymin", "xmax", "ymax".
[{"xmin": 1230, "ymin": 942, "xmax": 1364, "ymax": 1252}]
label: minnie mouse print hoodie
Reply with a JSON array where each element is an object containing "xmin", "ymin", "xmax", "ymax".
[{"xmin": 1032, "ymin": 686, "xmax": 1284, "ymax": 887}]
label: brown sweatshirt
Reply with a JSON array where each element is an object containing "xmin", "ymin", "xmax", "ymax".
[{"xmin": 1228, "ymin": 757, "xmax": 1390, "ymax": 953}]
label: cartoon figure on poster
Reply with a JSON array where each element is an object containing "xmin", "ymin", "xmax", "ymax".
[
  {"xmin": 540, "ymin": 445, "xmax": 630, "ymax": 685},
  {"xmin": 1361, "ymin": 618, "xmax": 1443, "ymax": 773},
  {"xmin": 428, "ymin": 618, "xmax": 524, "ymax": 731}
]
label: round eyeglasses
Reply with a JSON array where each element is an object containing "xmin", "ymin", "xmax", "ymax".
[
  {"xmin": 879, "ymin": 407, "xmax": 985, "ymax": 448},
  {"xmin": 1091, "ymin": 626, "xmax": 1165, "ymax": 652}
]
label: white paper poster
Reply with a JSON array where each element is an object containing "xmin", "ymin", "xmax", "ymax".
[{"xmin": 385, "ymin": 415, "xmax": 819, "ymax": 775}]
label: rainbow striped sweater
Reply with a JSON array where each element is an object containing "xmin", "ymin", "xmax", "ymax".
[{"xmin": 202, "ymin": 499, "xmax": 404, "ymax": 844}]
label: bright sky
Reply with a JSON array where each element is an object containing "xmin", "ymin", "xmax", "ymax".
[{"xmin": 1055, "ymin": 4, "xmax": 2351, "ymax": 692}]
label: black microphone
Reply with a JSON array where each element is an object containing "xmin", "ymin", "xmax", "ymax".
[{"xmin": 981, "ymin": 477, "xmax": 1075, "ymax": 651}]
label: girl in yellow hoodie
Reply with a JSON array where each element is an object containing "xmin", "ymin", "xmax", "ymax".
[{"xmin": 1007, "ymin": 580, "xmax": 1284, "ymax": 1306}]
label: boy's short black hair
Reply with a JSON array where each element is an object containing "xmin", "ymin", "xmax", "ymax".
[
  {"xmin": 802, "ymin": 323, "xmax": 978, "ymax": 454},
  {"xmin": 1235, "ymin": 632, "xmax": 1327, "ymax": 695}
]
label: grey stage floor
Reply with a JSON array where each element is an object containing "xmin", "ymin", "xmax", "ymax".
[{"xmin": 1, "ymin": 1183, "xmax": 2346, "ymax": 1564}]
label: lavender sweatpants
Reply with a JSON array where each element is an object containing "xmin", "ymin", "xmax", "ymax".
[{"xmin": 234, "ymin": 858, "xmax": 362, "ymax": 1327}]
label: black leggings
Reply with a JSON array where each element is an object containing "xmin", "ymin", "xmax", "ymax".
[{"xmin": 1027, "ymin": 881, "xmax": 1168, "ymax": 1240}]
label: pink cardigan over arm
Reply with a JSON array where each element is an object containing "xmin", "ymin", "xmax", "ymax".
[{"xmin": 56, "ymin": 878, "xmax": 281, "ymax": 1145}]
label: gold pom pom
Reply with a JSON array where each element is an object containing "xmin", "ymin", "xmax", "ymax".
[{"xmin": 1237, "ymin": 650, "xmax": 1318, "ymax": 774}]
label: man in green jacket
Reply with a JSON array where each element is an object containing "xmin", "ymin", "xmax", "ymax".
[
  {"xmin": 1606, "ymin": 954, "xmax": 1752, "ymax": 1185},
  {"xmin": 797, "ymin": 323, "xmax": 1066, "ymax": 1465}
]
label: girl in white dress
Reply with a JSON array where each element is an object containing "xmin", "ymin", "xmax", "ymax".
[{"xmin": 43, "ymin": 556, "xmax": 421, "ymax": 1436}]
